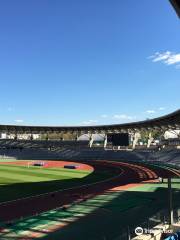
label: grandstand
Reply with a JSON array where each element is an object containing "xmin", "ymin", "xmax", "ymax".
[
  {"xmin": 0, "ymin": 110, "xmax": 179, "ymax": 165},
  {"xmin": 0, "ymin": 110, "xmax": 179, "ymax": 240}
]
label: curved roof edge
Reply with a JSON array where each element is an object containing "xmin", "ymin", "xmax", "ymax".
[
  {"xmin": 0, "ymin": 109, "xmax": 180, "ymax": 134},
  {"xmin": 170, "ymin": 0, "xmax": 180, "ymax": 18}
]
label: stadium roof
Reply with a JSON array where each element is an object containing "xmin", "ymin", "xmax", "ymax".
[
  {"xmin": 169, "ymin": 0, "xmax": 180, "ymax": 18},
  {"xmin": 0, "ymin": 110, "xmax": 180, "ymax": 134}
]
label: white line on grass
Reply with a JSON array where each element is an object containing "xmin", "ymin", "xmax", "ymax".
[{"xmin": 0, "ymin": 160, "xmax": 125, "ymax": 206}]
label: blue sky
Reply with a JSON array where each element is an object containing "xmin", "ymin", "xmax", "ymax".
[{"xmin": 0, "ymin": 0, "xmax": 179, "ymax": 126}]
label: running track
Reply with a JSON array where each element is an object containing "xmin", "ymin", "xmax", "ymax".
[{"xmin": 0, "ymin": 160, "xmax": 179, "ymax": 222}]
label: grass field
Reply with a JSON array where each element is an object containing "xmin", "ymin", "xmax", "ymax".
[{"xmin": 0, "ymin": 160, "xmax": 114, "ymax": 203}]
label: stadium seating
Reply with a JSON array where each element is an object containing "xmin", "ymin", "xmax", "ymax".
[
  {"xmin": 0, "ymin": 139, "xmax": 89, "ymax": 149},
  {"xmin": 0, "ymin": 141, "xmax": 179, "ymax": 167}
]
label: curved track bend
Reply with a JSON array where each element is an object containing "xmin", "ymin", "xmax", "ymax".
[{"xmin": 0, "ymin": 160, "xmax": 179, "ymax": 222}]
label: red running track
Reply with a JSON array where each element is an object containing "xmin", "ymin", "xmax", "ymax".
[{"xmin": 0, "ymin": 160, "xmax": 179, "ymax": 222}]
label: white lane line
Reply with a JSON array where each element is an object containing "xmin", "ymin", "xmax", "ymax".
[{"xmin": 0, "ymin": 161, "xmax": 125, "ymax": 206}]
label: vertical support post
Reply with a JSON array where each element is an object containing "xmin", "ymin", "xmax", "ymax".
[
  {"xmin": 76, "ymin": 133, "xmax": 79, "ymax": 141},
  {"xmin": 147, "ymin": 132, "xmax": 154, "ymax": 148},
  {"xmin": 46, "ymin": 133, "xmax": 49, "ymax": 141},
  {"xmin": 132, "ymin": 132, "xmax": 140, "ymax": 149},
  {"xmin": 61, "ymin": 132, "xmax": 65, "ymax": 141},
  {"xmin": 30, "ymin": 133, "xmax": 33, "ymax": 140},
  {"xmin": 89, "ymin": 134, "xmax": 94, "ymax": 148},
  {"xmin": 104, "ymin": 134, "xmax": 107, "ymax": 149},
  {"xmin": 168, "ymin": 177, "xmax": 173, "ymax": 225},
  {"xmin": 14, "ymin": 132, "xmax": 18, "ymax": 140}
]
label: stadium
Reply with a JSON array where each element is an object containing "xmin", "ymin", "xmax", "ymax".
[
  {"xmin": 0, "ymin": 0, "xmax": 180, "ymax": 240},
  {"xmin": 0, "ymin": 109, "xmax": 179, "ymax": 240}
]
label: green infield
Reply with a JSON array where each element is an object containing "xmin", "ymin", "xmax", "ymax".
[{"xmin": 0, "ymin": 161, "xmax": 114, "ymax": 203}]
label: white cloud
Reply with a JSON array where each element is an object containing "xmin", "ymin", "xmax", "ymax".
[
  {"xmin": 101, "ymin": 114, "xmax": 108, "ymax": 118},
  {"xmin": 81, "ymin": 120, "xmax": 98, "ymax": 125},
  {"xmin": 149, "ymin": 51, "xmax": 180, "ymax": 67},
  {"xmin": 112, "ymin": 114, "xmax": 136, "ymax": 120},
  {"xmin": 146, "ymin": 110, "xmax": 156, "ymax": 114},
  {"xmin": 14, "ymin": 119, "xmax": 24, "ymax": 123},
  {"xmin": 159, "ymin": 107, "xmax": 165, "ymax": 111}
]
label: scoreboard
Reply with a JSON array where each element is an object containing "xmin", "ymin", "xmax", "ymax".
[{"xmin": 107, "ymin": 133, "xmax": 129, "ymax": 146}]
